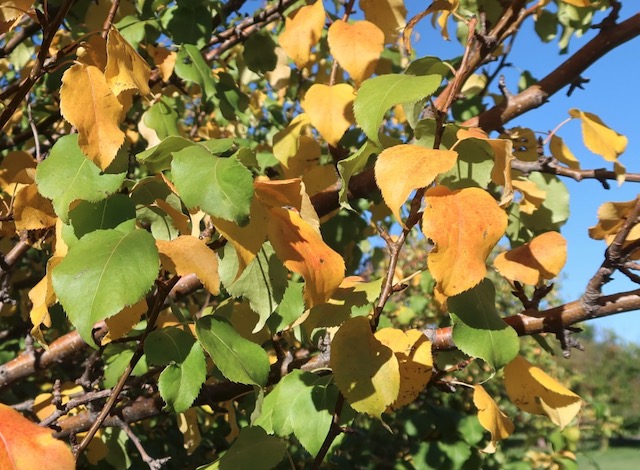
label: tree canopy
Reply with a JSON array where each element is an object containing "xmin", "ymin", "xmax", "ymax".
[{"xmin": 1, "ymin": 0, "xmax": 640, "ymax": 468}]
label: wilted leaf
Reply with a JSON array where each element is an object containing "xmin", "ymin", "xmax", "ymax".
[
  {"xmin": 331, "ymin": 316, "xmax": 400, "ymax": 418},
  {"xmin": 267, "ymin": 207, "xmax": 345, "ymax": 307},
  {"xmin": 375, "ymin": 144, "xmax": 457, "ymax": 228},
  {"xmin": 473, "ymin": 385, "xmax": 514, "ymax": 450},
  {"xmin": 487, "ymin": 139, "xmax": 515, "ymax": 206},
  {"xmin": 549, "ymin": 135, "xmax": 580, "ymax": 169},
  {"xmin": 504, "ymin": 355, "xmax": 581, "ymax": 429},
  {"xmin": 422, "ymin": 186, "xmax": 507, "ymax": 296},
  {"xmin": 302, "ymin": 83, "xmax": 355, "ymax": 146},
  {"xmin": 60, "ymin": 63, "xmax": 125, "ymax": 170},
  {"xmin": 354, "ymin": 74, "xmax": 442, "ymax": 144},
  {"xmin": 589, "ymin": 197, "xmax": 640, "ymax": 244},
  {"xmin": 52, "ymin": 229, "xmax": 159, "ymax": 346},
  {"xmin": 278, "ymin": 0, "xmax": 325, "ymax": 69},
  {"xmin": 328, "ymin": 20, "xmax": 384, "ymax": 84},
  {"xmin": 157, "ymin": 235, "xmax": 220, "ymax": 295},
  {"xmin": 494, "ymin": 231, "xmax": 567, "ymax": 285},
  {"xmin": 105, "ymin": 27, "xmax": 151, "ymax": 97},
  {"xmin": 375, "ymin": 328, "xmax": 433, "ymax": 410},
  {"xmin": 360, "ymin": 0, "xmax": 407, "ymax": 44},
  {"xmin": 448, "ymin": 279, "xmax": 519, "ymax": 370},
  {"xmin": 13, "ymin": 183, "xmax": 57, "ymax": 230},
  {"xmin": 0, "ymin": 402, "xmax": 75, "ymax": 468}
]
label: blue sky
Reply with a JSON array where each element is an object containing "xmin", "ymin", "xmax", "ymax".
[{"xmin": 406, "ymin": 3, "xmax": 640, "ymax": 342}]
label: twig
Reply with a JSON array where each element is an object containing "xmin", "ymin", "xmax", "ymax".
[
  {"xmin": 102, "ymin": 0, "xmax": 121, "ymax": 39},
  {"xmin": 311, "ymin": 394, "xmax": 344, "ymax": 469},
  {"xmin": 112, "ymin": 416, "xmax": 171, "ymax": 469},
  {"xmin": 328, "ymin": 0, "xmax": 357, "ymax": 87},
  {"xmin": 26, "ymin": 103, "xmax": 41, "ymax": 162}
]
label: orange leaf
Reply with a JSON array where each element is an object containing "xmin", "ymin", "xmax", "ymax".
[
  {"xmin": 60, "ymin": 63, "xmax": 125, "ymax": 170},
  {"xmin": 422, "ymin": 186, "xmax": 507, "ymax": 296},
  {"xmin": 473, "ymin": 384, "xmax": 514, "ymax": 451},
  {"xmin": 105, "ymin": 27, "xmax": 151, "ymax": 97},
  {"xmin": 157, "ymin": 235, "xmax": 220, "ymax": 295},
  {"xmin": 375, "ymin": 144, "xmax": 457, "ymax": 228},
  {"xmin": 13, "ymin": 183, "xmax": 57, "ymax": 231},
  {"xmin": 504, "ymin": 356, "xmax": 581, "ymax": 429},
  {"xmin": 494, "ymin": 231, "xmax": 567, "ymax": 285},
  {"xmin": 278, "ymin": 0, "xmax": 325, "ymax": 69},
  {"xmin": 302, "ymin": 83, "xmax": 355, "ymax": 146},
  {"xmin": 360, "ymin": 0, "xmax": 407, "ymax": 44},
  {"xmin": 0, "ymin": 402, "xmax": 75, "ymax": 470},
  {"xmin": 327, "ymin": 20, "xmax": 384, "ymax": 84},
  {"xmin": 267, "ymin": 207, "xmax": 345, "ymax": 307}
]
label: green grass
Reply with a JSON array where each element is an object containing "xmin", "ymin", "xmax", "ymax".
[{"xmin": 577, "ymin": 446, "xmax": 640, "ymax": 469}]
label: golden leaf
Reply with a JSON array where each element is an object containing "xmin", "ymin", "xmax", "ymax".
[
  {"xmin": 375, "ymin": 144, "xmax": 458, "ymax": 228},
  {"xmin": 403, "ymin": 0, "xmax": 454, "ymax": 52},
  {"xmin": 302, "ymin": 164, "xmax": 338, "ymax": 198},
  {"xmin": 104, "ymin": 299, "xmax": 148, "ymax": 343},
  {"xmin": 331, "ymin": 316, "xmax": 400, "ymax": 418},
  {"xmin": 0, "ymin": 402, "xmax": 75, "ymax": 470},
  {"xmin": 267, "ymin": 206, "xmax": 345, "ymax": 307},
  {"xmin": 148, "ymin": 44, "xmax": 177, "ymax": 83},
  {"xmin": 254, "ymin": 177, "xmax": 320, "ymax": 232},
  {"xmin": 273, "ymin": 113, "xmax": 313, "ymax": 172},
  {"xmin": 502, "ymin": 127, "xmax": 537, "ymax": 162},
  {"xmin": 60, "ymin": 64, "xmax": 125, "ymax": 170},
  {"xmin": 473, "ymin": 384, "xmax": 514, "ymax": 451},
  {"xmin": 279, "ymin": 0, "xmax": 325, "ymax": 69},
  {"xmin": 284, "ymin": 136, "xmax": 322, "ymax": 178},
  {"xmin": 77, "ymin": 35, "xmax": 107, "ymax": 70},
  {"xmin": 0, "ymin": 0, "xmax": 33, "ymax": 23},
  {"xmin": 327, "ymin": 20, "xmax": 384, "ymax": 84},
  {"xmin": 494, "ymin": 231, "xmax": 567, "ymax": 285},
  {"xmin": 504, "ymin": 355, "xmax": 581, "ymax": 429},
  {"xmin": 512, "ymin": 178, "xmax": 546, "ymax": 215},
  {"xmin": 156, "ymin": 235, "xmax": 220, "ymax": 295},
  {"xmin": 105, "ymin": 27, "xmax": 151, "ymax": 97},
  {"xmin": 487, "ymin": 139, "xmax": 515, "ymax": 207},
  {"xmin": 178, "ymin": 408, "xmax": 202, "ymax": 456},
  {"xmin": 155, "ymin": 198, "xmax": 190, "ymax": 236},
  {"xmin": 29, "ymin": 257, "xmax": 63, "ymax": 345},
  {"xmin": 302, "ymin": 83, "xmax": 355, "ymax": 146},
  {"xmin": 569, "ymin": 109, "xmax": 628, "ymax": 163},
  {"xmin": 375, "ymin": 328, "xmax": 433, "ymax": 410},
  {"xmin": 14, "ymin": 183, "xmax": 57, "ymax": 231},
  {"xmin": 0, "ymin": 150, "xmax": 35, "ymax": 194},
  {"xmin": 549, "ymin": 135, "xmax": 580, "ymax": 169},
  {"xmin": 360, "ymin": 0, "xmax": 407, "ymax": 44},
  {"xmin": 422, "ymin": 186, "xmax": 507, "ymax": 297},
  {"xmin": 589, "ymin": 198, "xmax": 640, "ymax": 245}
]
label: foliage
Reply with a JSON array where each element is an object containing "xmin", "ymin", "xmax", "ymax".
[{"xmin": 1, "ymin": 0, "xmax": 640, "ymax": 468}]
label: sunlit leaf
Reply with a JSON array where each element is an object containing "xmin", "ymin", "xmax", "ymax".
[
  {"xmin": 375, "ymin": 144, "xmax": 457, "ymax": 228},
  {"xmin": 589, "ymin": 197, "xmax": 640, "ymax": 245},
  {"xmin": 105, "ymin": 27, "xmax": 151, "ymax": 97},
  {"xmin": 473, "ymin": 385, "xmax": 514, "ymax": 451},
  {"xmin": 422, "ymin": 186, "xmax": 507, "ymax": 296},
  {"xmin": 360, "ymin": 0, "xmax": 407, "ymax": 44},
  {"xmin": 302, "ymin": 83, "xmax": 355, "ymax": 146},
  {"xmin": 549, "ymin": 135, "xmax": 580, "ymax": 169},
  {"xmin": 278, "ymin": 0, "xmax": 325, "ymax": 69},
  {"xmin": 14, "ymin": 183, "xmax": 57, "ymax": 230},
  {"xmin": 328, "ymin": 20, "xmax": 384, "ymax": 84}
]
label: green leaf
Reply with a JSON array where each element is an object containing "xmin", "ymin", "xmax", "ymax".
[
  {"xmin": 268, "ymin": 281, "xmax": 305, "ymax": 333},
  {"xmin": 197, "ymin": 426, "xmax": 285, "ymax": 470},
  {"xmin": 36, "ymin": 134, "xmax": 126, "ymax": 222},
  {"xmin": 337, "ymin": 140, "xmax": 380, "ymax": 211},
  {"xmin": 142, "ymin": 100, "xmax": 180, "ymax": 140},
  {"xmin": 175, "ymin": 44, "xmax": 216, "ymax": 99},
  {"xmin": 439, "ymin": 137, "xmax": 494, "ymax": 190},
  {"xmin": 196, "ymin": 315, "xmax": 270, "ymax": 386},
  {"xmin": 145, "ymin": 326, "xmax": 197, "ymax": 365},
  {"xmin": 243, "ymin": 32, "xmax": 277, "ymax": 74},
  {"xmin": 255, "ymin": 370, "xmax": 336, "ymax": 456},
  {"xmin": 448, "ymin": 279, "xmax": 519, "ymax": 370},
  {"xmin": 354, "ymin": 74, "xmax": 442, "ymax": 144},
  {"xmin": 172, "ymin": 145, "xmax": 254, "ymax": 225},
  {"xmin": 136, "ymin": 136, "xmax": 193, "ymax": 173},
  {"xmin": 68, "ymin": 194, "xmax": 136, "ymax": 240},
  {"xmin": 161, "ymin": 4, "xmax": 213, "ymax": 48},
  {"xmin": 52, "ymin": 229, "xmax": 159, "ymax": 346},
  {"xmin": 130, "ymin": 176, "xmax": 184, "ymax": 240},
  {"xmin": 521, "ymin": 173, "xmax": 570, "ymax": 231},
  {"xmin": 216, "ymin": 72, "xmax": 249, "ymax": 123},
  {"xmin": 219, "ymin": 242, "xmax": 288, "ymax": 333},
  {"xmin": 102, "ymin": 343, "xmax": 148, "ymax": 389}
]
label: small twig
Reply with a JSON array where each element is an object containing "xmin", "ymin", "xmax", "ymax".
[
  {"xmin": 26, "ymin": 103, "xmax": 41, "ymax": 161},
  {"xmin": 102, "ymin": 0, "xmax": 121, "ymax": 39},
  {"xmin": 311, "ymin": 394, "xmax": 344, "ymax": 469},
  {"xmin": 113, "ymin": 416, "xmax": 171, "ymax": 469}
]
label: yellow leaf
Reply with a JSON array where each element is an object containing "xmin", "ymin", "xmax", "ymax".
[
  {"xmin": 422, "ymin": 186, "xmax": 507, "ymax": 296},
  {"xmin": 375, "ymin": 328, "xmax": 433, "ymax": 410},
  {"xmin": 504, "ymin": 355, "xmax": 581, "ymax": 429},
  {"xmin": 157, "ymin": 235, "xmax": 220, "ymax": 295},
  {"xmin": 177, "ymin": 408, "xmax": 202, "ymax": 456},
  {"xmin": 403, "ymin": 0, "xmax": 453, "ymax": 52},
  {"xmin": 155, "ymin": 198, "xmax": 190, "ymax": 236},
  {"xmin": 569, "ymin": 108, "xmax": 628, "ymax": 163},
  {"xmin": 302, "ymin": 164, "xmax": 338, "ymax": 198},
  {"xmin": 487, "ymin": 139, "xmax": 515, "ymax": 207},
  {"xmin": 501, "ymin": 127, "xmax": 537, "ymax": 162},
  {"xmin": 266, "ymin": 47, "xmax": 292, "ymax": 90},
  {"xmin": 360, "ymin": 0, "xmax": 407, "ymax": 44},
  {"xmin": 273, "ymin": 113, "xmax": 313, "ymax": 172},
  {"xmin": 284, "ymin": 136, "xmax": 322, "ymax": 178},
  {"xmin": 0, "ymin": 0, "xmax": 33, "ymax": 23},
  {"xmin": 435, "ymin": 0, "xmax": 459, "ymax": 41},
  {"xmin": 29, "ymin": 257, "xmax": 63, "ymax": 345},
  {"xmin": 473, "ymin": 385, "xmax": 514, "ymax": 450},
  {"xmin": 105, "ymin": 27, "xmax": 151, "ymax": 97},
  {"xmin": 148, "ymin": 45, "xmax": 177, "ymax": 83},
  {"xmin": 331, "ymin": 316, "xmax": 400, "ymax": 418},
  {"xmin": 104, "ymin": 299, "xmax": 147, "ymax": 343},
  {"xmin": 0, "ymin": 150, "xmax": 35, "ymax": 194},
  {"xmin": 13, "ymin": 183, "xmax": 57, "ymax": 231},
  {"xmin": 77, "ymin": 35, "xmax": 107, "ymax": 70},
  {"xmin": 512, "ymin": 178, "xmax": 546, "ymax": 215},
  {"xmin": 589, "ymin": 198, "xmax": 640, "ymax": 245},
  {"xmin": 211, "ymin": 198, "xmax": 269, "ymax": 278},
  {"xmin": 375, "ymin": 144, "xmax": 458, "ymax": 228},
  {"xmin": 267, "ymin": 207, "xmax": 345, "ymax": 307},
  {"xmin": 279, "ymin": 0, "xmax": 325, "ymax": 69},
  {"xmin": 302, "ymin": 83, "xmax": 355, "ymax": 146},
  {"xmin": 327, "ymin": 20, "xmax": 384, "ymax": 84},
  {"xmin": 254, "ymin": 178, "xmax": 320, "ymax": 232},
  {"xmin": 60, "ymin": 64, "xmax": 125, "ymax": 170},
  {"xmin": 494, "ymin": 231, "xmax": 567, "ymax": 286},
  {"xmin": 549, "ymin": 135, "xmax": 580, "ymax": 169}
]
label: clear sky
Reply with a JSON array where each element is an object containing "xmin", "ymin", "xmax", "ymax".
[{"xmin": 407, "ymin": 3, "xmax": 640, "ymax": 342}]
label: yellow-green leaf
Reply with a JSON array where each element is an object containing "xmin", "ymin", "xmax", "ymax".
[
  {"xmin": 331, "ymin": 316, "xmax": 400, "ymax": 418},
  {"xmin": 375, "ymin": 144, "xmax": 457, "ymax": 228}
]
